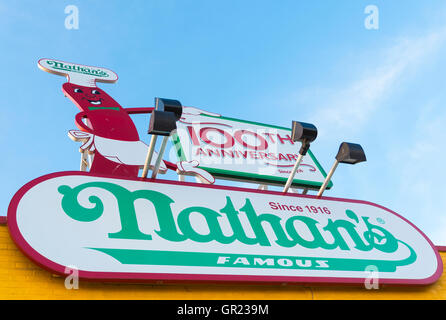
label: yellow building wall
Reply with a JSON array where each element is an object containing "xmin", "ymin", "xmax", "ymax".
[{"xmin": 0, "ymin": 224, "xmax": 445, "ymax": 300}]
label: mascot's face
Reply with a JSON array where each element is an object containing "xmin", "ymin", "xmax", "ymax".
[{"xmin": 62, "ymin": 83, "xmax": 121, "ymax": 111}]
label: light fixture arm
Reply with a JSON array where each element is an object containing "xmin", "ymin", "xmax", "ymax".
[
  {"xmin": 141, "ymin": 134, "xmax": 158, "ymax": 178},
  {"xmin": 316, "ymin": 159, "xmax": 339, "ymax": 197},
  {"xmin": 151, "ymin": 135, "xmax": 170, "ymax": 179},
  {"xmin": 282, "ymin": 152, "xmax": 305, "ymax": 193}
]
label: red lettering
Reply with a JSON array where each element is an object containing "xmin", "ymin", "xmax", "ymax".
[
  {"xmin": 187, "ymin": 126, "xmax": 201, "ymax": 146},
  {"xmin": 258, "ymin": 152, "xmax": 267, "ymax": 159},
  {"xmin": 221, "ymin": 150, "xmax": 236, "ymax": 158},
  {"xmin": 263, "ymin": 133, "xmax": 276, "ymax": 143},
  {"xmin": 238, "ymin": 151, "xmax": 249, "ymax": 159},
  {"xmin": 249, "ymin": 151, "xmax": 259, "ymax": 159},
  {"xmin": 276, "ymin": 133, "xmax": 294, "ymax": 145},
  {"xmin": 278, "ymin": 153, "xmax": 288, "ymax": 161},
  {"xmin": 206, "ymin": 148, "xmax": 220, "ymax": 157},
  {"xmin": 267, "ymin": 153, "xmax": 277, "ymax": 160},
  {"xmin": 234, "ymin": 130, "xmax": 268, "ymax": 151},
  {"xmin": 200, "ymin": 127, "xmax": 234, "ymax": 149},
  {"xmin": 195, "ymin": 148, "xmax": 206, "ymax": 156}
]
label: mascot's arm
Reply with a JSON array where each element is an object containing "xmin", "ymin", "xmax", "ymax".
[
  {"xmin": 75, "ymin": 111, "xmax": 94, "ymax": 133},
  {"xmin": 124, "ymin": 107, "xmax": 154, "ymax": 114}
]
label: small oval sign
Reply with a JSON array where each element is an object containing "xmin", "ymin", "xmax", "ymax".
[{"xmin": 38, "ymin": 58, "xmax": 118, "ymax": 87}]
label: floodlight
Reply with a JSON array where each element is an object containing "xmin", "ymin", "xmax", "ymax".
[
  {"xmin": 291, "ymin": 121, "xmax": 317, "ymax": 147},
  {"xmin": 148, "ymin": 110, "xmax": 178, "ymax": 136},
  {"xmin": 336, "ymin": 142, "xmax": 367, "ymax": 164},
  {"xmin": 141, "ymin": 98, "xmax": 182, "ymax": 179},
  {"xmin": 316, "ymin": 142, "xmax": 367, "ymax": 197},
  {"xmin": 155, "ymin": 97, "xmax": 183, "ymax": 121},
  {"xmin": 283, "ymin": 121, "xmax": 318, "ymax": 193}
]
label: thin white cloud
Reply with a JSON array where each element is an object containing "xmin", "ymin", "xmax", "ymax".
[
  {"xmin": 290, "ymin": 26, "xmax": 446, "ymax": 244},
  {"xmin": 391, "ymin": 102, "xmax": 446, "ymax": 244},
  {"xmin": 307, "ymin": 28, "xmax": 446, "ymax": 138}
]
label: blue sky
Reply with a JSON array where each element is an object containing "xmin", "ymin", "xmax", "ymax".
[{"xmin": 1, "ymin": 1, "xmax": 446, "ymax": 244}]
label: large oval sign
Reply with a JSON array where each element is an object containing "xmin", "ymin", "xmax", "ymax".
[{"xmin": 7, "ymin": 171, "xmax": 442, "ymax": 284}]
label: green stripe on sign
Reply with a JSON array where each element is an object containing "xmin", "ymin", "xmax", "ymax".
[
  {"xmin": 88, "ymin": 106, "xmax": 120, "ymax": 111},
  {"xmin": 89, "ymin": 243, "xmax": 416, "ymax": 272}
]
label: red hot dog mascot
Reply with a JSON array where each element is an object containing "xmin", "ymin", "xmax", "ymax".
[{"xmin": 38, "ymin": 58, "xmax": 167, "ymax": 178}]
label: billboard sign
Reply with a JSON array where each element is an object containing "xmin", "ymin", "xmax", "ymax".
[
  {"xmin": 7, "ymin": 172, "xmax": 442, "ymax": 285},
  {"xmin": 8, "ymin": 58, "xmax": 441, "ymax": 286},
  {"xmin": 173, "ymin": 112, "xmax": 332, "ymax": 189}
]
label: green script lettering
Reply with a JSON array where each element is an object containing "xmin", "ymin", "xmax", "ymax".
[
  {"xmin": 58, "ymin": 182, "xmax": 402, "ymax": 254},
  {"xmin": 58, "ymin": 182, "xmax": 185, "ymax": 241},
  {"xmin": 177, "ymin": 206, "xmax": 235, "ymax": 243}
]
